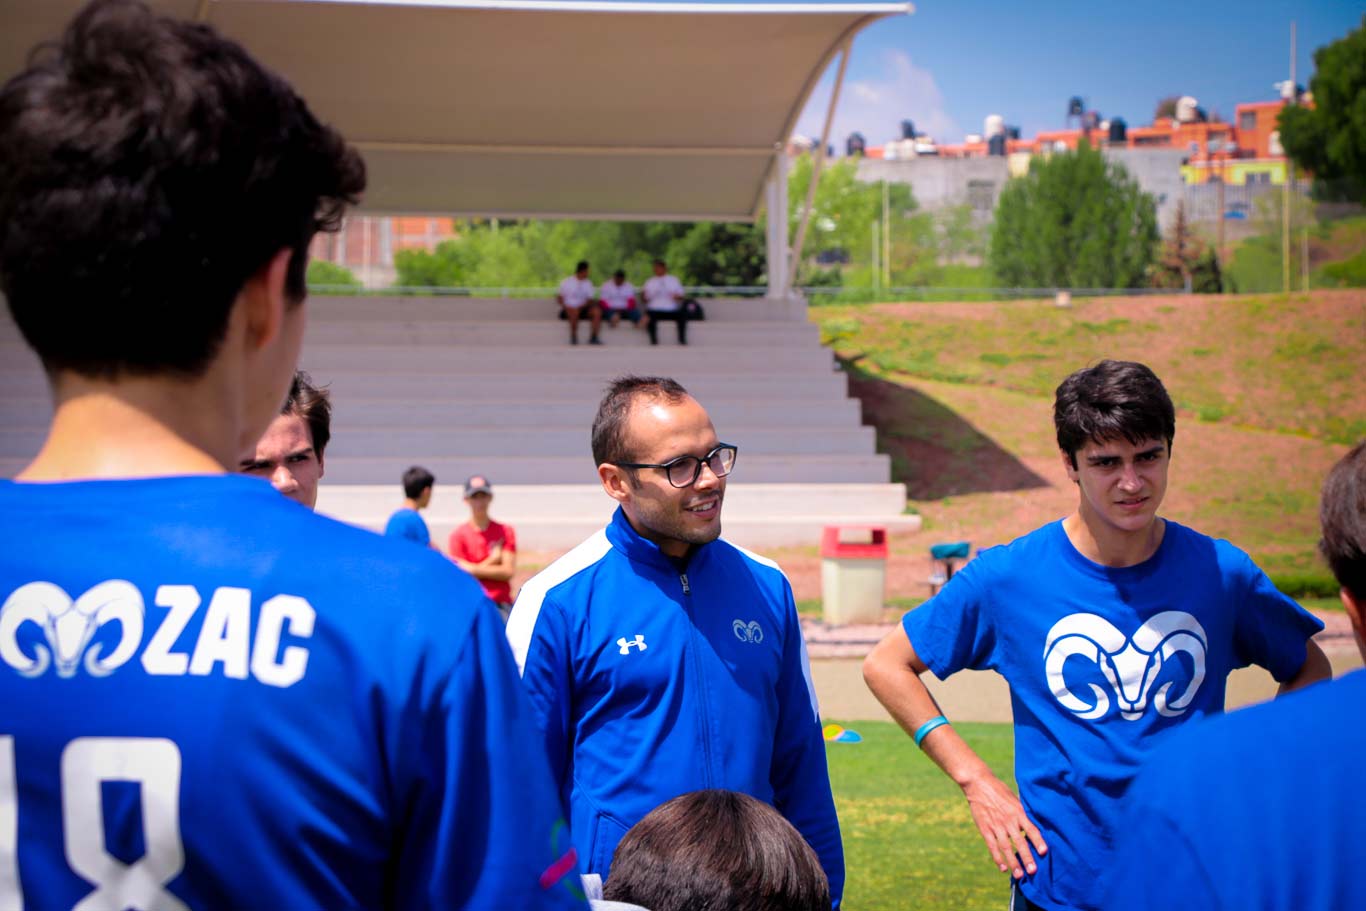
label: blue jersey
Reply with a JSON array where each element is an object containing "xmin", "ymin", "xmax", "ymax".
[
  {"xmin": 0, "ymin": 476, "xmax": 586, "ymax": 910},
  {"xmin": 1104, "ymin": 669, "xmax": 1366, "ymax": 910},
  {"xmin": 385, "ymin": 508, "xmax": 430, "ymax": 546},
  {"xmin": 903, "ymin": 519, "xmax": 1321, "ymax": 911},
  {"xmin": 508, "ymin": 508, "xmax": 844, "ymax": 905}
]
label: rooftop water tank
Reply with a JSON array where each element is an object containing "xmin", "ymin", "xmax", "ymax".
[{"xmin": 984, "ymin": 114, "xmax": 1005, "ymax": 138}]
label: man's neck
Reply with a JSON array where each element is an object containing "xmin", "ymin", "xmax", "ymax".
[
  {"xmin": 16, "ymin": 375, "xmax": 238, "ymax": 482},
  {"xmin": 469, "ymin": 514, "xmax": 491, "ymax": 531},
  {"xmin": 403, "ymin": 498, "xmax": 423, "ymax": 512},
  {"xmin": 1063, "ymin": 511, "xmax": 1165, "ymax": 568}
]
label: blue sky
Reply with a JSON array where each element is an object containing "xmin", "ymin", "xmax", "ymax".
[{"xmin": 793, "ymin": 1, "xmax": 1361, "ymax": 148}]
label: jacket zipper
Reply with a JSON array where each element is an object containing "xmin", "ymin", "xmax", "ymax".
[{"xmin": 680, "ymin": 571, "xmax": 714, "ymax": 787}]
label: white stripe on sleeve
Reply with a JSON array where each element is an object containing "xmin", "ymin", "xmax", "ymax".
[{"xmin": 506, "ymin": 528, "xmax": 612, "ymax": 675}]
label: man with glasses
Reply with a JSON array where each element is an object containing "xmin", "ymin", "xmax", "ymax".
[{"xmin": 508, "ymin": 376, "xmax": 845, "ymax": 907}]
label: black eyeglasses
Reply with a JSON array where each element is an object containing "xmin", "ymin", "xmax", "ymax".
[{"xmin": 615, "ymin": 444, "xmax": 738, "ymax": 488}]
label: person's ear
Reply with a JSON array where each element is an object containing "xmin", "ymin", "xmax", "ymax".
[
  {"xmin": 1338, "ymin": 592, "xmax": 1360, "ymax": 655},
  {"xmin": 242, "ymin": 247, "xmax": 294, "ymax": 351},
  {"xmin": 599, "ymin": 463, "xmax": 633, "ymax": 504},
  {"xmin": 316, "ymin": 452, "xmax": 325, "ymax": 479}
]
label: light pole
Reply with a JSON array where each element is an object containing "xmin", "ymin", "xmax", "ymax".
[{"xmin": 1209, "ymin": 138, "xmax": 1225, "ymax": 267}]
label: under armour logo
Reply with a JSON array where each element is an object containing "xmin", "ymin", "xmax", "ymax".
[
  {"xmin": 617, "ymin": 635, "xmax": 647, "ymax": 655},
  {"xmin": 732, "ymin": 620, "xmax": 763, "ymax": 643}
]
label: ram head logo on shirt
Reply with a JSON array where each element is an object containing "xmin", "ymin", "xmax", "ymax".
[
  {"xmin": 732, "ymin": 620, "xmax": 764, "ymax": 643},
  {"xmin": 0, "ymin": 580, "xmax": 144, "ymax": 678},
  {"xmin": 1043, "ymin": 611, "xmax": 1207, "ymax": 721}
]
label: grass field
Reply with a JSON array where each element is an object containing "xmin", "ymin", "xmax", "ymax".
[{"xmin": 828, "ymin": 719, "xmax": 1017, "ymax": 911}]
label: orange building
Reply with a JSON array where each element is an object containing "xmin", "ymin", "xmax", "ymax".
[
  {"xmin": 309, "ymin": 215, "xmax": 459, "ymax": 283},
  {"xmin": 872, "ymin": 95, "xmax": 1305, "ymax": 187}
]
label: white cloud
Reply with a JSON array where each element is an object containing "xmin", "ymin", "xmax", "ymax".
[{"xmin": 795, "ymin": 49, "xmax": 961, "ymax": 149}]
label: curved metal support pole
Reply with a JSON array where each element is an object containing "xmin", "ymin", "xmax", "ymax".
[{"xmin": 786, "ymin": 39, "xmax": 852, "ymax": 293}]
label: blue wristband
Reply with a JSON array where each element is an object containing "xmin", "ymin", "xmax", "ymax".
[{"xmin": 913, "ymin": 715, "xmax": 950, "ymax": 748}]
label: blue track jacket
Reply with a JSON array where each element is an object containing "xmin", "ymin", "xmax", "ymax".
[{"xmin": 508, "ymin": 508, "xmax": 844, "ymax": 905}]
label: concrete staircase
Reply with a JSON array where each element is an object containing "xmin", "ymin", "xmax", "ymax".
[{"xmin": 0, "ymin": 295, "xmax": 917, "ymax": 549}]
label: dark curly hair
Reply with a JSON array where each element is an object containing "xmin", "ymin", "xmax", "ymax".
[{"xmin": 0, "ymin": 0, "xmax": 365, "ymax": 379}]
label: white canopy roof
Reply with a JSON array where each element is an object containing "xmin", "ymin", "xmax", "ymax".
[{"xmin": 2, "ymin": 0, "xmax": 910, "ymax": 220}]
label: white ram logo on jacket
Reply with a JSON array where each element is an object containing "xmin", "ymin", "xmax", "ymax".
[
  {"xmin": 0, "ymin": 580, "xmax": 143, "ymax": 678},
  {"xmin": 1043, "ymin": 611, "xmax": 1208, "ymax": 721}
]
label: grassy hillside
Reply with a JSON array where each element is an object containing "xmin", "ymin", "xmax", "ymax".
[
  {"xmin": 811, "ymin": 290, "xmax": 1363, "ymax": 583},
  {"xmin": 1226, "ymin": 214, "xmax": 1366, "ymax": 294}
]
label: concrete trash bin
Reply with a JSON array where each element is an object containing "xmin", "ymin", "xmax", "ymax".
[{"xmin": 820, "ymin": 526, "xmax": 888, "ymax": 625}]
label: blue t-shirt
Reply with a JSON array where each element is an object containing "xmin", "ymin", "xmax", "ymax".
[
  {"xmin": 1104, "ymin": 669, "xmax": 1366, "ymax": 910},
  {"xmin": 0, "ymin": 476, "xmax": 586, "ymax": 910},
  {"xmin": 386, "ymin": 507, "xmax": 430, "ymax": 546},
  {"xmin": 902, "ymin": 519, "xmax": 1322, "ymax": 911}
]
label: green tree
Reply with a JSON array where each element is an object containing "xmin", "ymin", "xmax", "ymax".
[
  {"xmin": 989, "ymin": 140, "xmax": 1158, "ymax": 289},
  {"xmin": 1278, "ymin": 16, "xmax": 1366, "ymax": 202},
  {"xmin": 780, "ymin": 154, "xmax": 918, "ymax": 287},
  {"xmin": 666, "ymin": 223, "xmax": 766, "ymax": 287},
  {"xmin": 390, "ymin": 153, "xmax": 923, "ymax": 292},
  {"xmin": 306, "ymin": 259, "xmax": 362, "ymax": 290},
  {"xmin": 936, "ymin": 205, "xmax": 986, "ymax": 263},
  {"xmin": 1149, "ymin": 200, "xmax": 1222, "ymax": 293}
]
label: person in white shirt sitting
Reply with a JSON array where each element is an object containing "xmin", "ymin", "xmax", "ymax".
[
  {"xmin": 557, "ymin": 259, "xmax": 602, "ymax": 345},
  {"xmin": 642, "ymin": 259, "xmax": 688, "ymax": 346},
  {"xmin": 599, "ymin": 269, "xmax": 642, "ymax": 329}
]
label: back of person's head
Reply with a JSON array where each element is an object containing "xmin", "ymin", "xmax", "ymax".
[
  {"xmin": 402, "ymin": 466, "xmax": 435, "ymax": 500},
  {"xmin": 591, "ymin": 375, "xmax": 690, "ymax": 466},
  {"xmin": 576, "ymin": 260, "xmax": 590, "ymax": 274},
  {"xmin": 0, "ymin": 0, "xmax": 365, "ymax": 380},
  {"xmin": 602, "ymin": 790, "xmax": 830, "ymax": 911},
  {"xmin": 614, "ymin": 269, "xmax": 626, "ymax": 280},
  {"xmin": 1053, "ymin": 360, "xmax": 1175, "ymax": 468},
  {"xmin": 1320, "ymin": 441, "xmax": 1366, "ymax": 602},
  {"xmin": 281, "ymin": 370, "xmax": 332, "ymax": 459}
]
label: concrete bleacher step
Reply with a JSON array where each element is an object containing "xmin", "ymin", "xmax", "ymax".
[
  {"xmin": 302, "ymin": 320, "xmax": 822, "ymax": 347},
  {"xmin": 0, "ymin": 396, "xmax": 867, "ymax": 428},
  {"xmin": 296, "ymin": 339, "xmax": 834, "ymax": 369},
  {"xmin": 0, "ymin": 294, "xmax": 919, "ymax": 548},
  {"xmin": 0, "ymin": 396, "xmax": 866, "ymax": 429},
  {"xmin": 324, "ymin": 427, "xmax": 874, "ymax": 458},
  {"xmin": 311, "ymin": 454, "xmax": 893, "ymax": 485},
  {"xmin": 304, "ymin": 295, "xmax": 810, "ymax": 323},
  {"xmin": 0, "ymin": 368, "xmax": 851, "ymax": 400},
  {"xmin": 316, "ymin": 482, "xmax": 917, "ymax": 550},
  {"xmin": 0, "ymin": 454, "xmax": 896, "ymax": 485}
]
